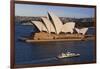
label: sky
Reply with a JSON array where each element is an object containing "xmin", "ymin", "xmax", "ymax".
[{"xmin": 15, "ymin": 4, "xmax": 95, "ymax": 18}]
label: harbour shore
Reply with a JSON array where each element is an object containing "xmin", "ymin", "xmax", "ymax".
[{"xmin": 19, "ymin": 35, "xmax": 95, "ymax": 43}]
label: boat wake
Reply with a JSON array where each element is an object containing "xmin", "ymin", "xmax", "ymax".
[{"xmin": 18, "ymin": 57, "xmax": 58, "ymax": 64}]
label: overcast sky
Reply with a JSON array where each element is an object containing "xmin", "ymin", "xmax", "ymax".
[{"xmin": 15, "ymin": 4, "xmax": 95, "ymax": 18}]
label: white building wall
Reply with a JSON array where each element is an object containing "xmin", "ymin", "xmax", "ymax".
[
  {"xmin": 75, "ymin": 28, "xmax": 88, "ymax": 35},
  {"xmin": 41, "ymin": 17, "xmax": 56, "ymax": 33},
  {"xmin": 48, "ymin": 11, "xmax": 63, "ymax": 34},
  {"xmin": 31, "ymin": 21, "xmax": 47, "ymax": 32},
  {"xmin": 61, "ymin": 22, "xmax": 75, "ymax": 33},
  {"xmin": 80, "ymin": 28, "xmax": 88, "ymax": 35}
]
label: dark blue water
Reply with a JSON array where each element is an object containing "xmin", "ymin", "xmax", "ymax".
[{"xmin": 15, "ymin": 24, "xmax": 96, "ymax": 65}]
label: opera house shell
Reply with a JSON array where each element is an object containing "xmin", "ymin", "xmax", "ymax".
[{"xmin": 31, "ymin": 11, "xmax": 88, "ymax": 40}]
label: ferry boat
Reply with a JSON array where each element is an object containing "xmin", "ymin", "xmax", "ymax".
[{"xmin": 57, "ymin": 52, "xmax": 80, "ymax": 59}]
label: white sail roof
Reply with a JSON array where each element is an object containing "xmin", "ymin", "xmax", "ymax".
[
  {"xmin": 80, "ymin": 28, "xmax": 88, "ymax": 35},
  {"xmin": 75, "ymin": 28, "xmax": 88, "ymax": 35},
  {"xmin": 31, "ymin": 21, "xmax": 47, "ymax": 32},
  {"xmin": 48, "ymin": 11, "xmax": 63, "ymax": 34},
  {"xmin": 61, "ymin": 22, "xmax": 75, "ymax": 33},
  {"xmin": 41, "ymin": 17, "xmax": 56, "ymax": 33},
  {"xmin": 31, "ymin": 11, "xmax": 88, "ymax": 35},
  {"xmin": 75, "ymin": 28, "xmax": 80, "ymax": 34}
]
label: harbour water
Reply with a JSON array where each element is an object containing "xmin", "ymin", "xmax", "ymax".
[{"xmin": 15, "ymin": 24, "xmax": 96, "ymax": 65}]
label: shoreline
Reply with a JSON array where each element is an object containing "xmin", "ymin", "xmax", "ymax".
[
  {"xmin": 19, "ymin": 36, "xmax": 95, "ymax": 43},
  {"xmin": 26, "ymin": 39, "xmax": 82, "ymax": 42}
]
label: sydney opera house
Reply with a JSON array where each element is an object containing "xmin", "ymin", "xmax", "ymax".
[{"xmin": 30, "ymin": 11, "xmax": 88, "ymax": 40}]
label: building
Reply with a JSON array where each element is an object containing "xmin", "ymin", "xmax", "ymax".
[{"xmin": 31, "ymin": 11, "xmax": 88, "ymax": 40}]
